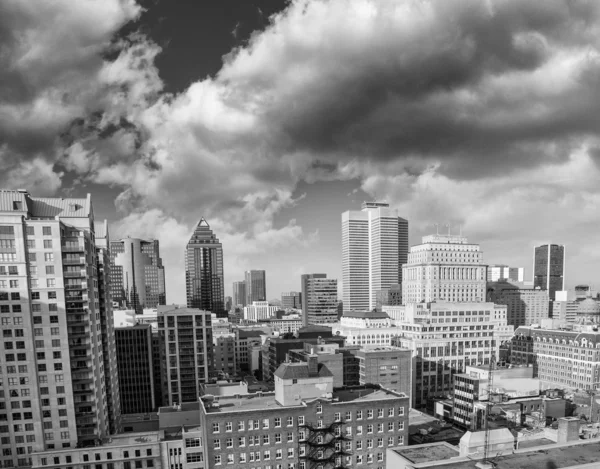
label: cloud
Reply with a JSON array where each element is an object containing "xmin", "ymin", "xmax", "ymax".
[{"xmin": 3, "ymin": 0, "xmax": 600, "ymax": 297}]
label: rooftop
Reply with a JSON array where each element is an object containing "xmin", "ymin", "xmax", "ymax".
[
  {"xmin": 393, "ymin": 443, "xmax": 459, "ymax": 464},
  {"xmin": 343, "ymin": 310, "xmax": 390, "ymax": 319},
  {"xmin": 274, "ymin": 362, "xmax": 334, "ymax": 380},
  {"xmin": 158, "ymin": 402, "xmax": 200, "ymax": 414}
]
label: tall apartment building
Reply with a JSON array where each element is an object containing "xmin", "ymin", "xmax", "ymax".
[
  {"xmin": 487, "ymin": 265, "xmax": 524, "ymax": 282},
  {"xmin": 185, "ymin": 218, "xmax": 225, "ymax": 317},
  {"xmin": 301, "ymin": 273, "xmax": 327, "ymax": 326},
  {"xmin": 96, "ymin": 221, "xmax": 121, "ymax": 434},
  {"xmin": 114, "ymin": 324, "xmax": 156, "ymax": 414},
  {"xmin": 199, "ymin": 361, "xmax": 410, "ymax": 469},
  {"xmin": 487, "ymin": 282, "xmax": 550, "ymax": 327},
  {"xmin": 157, "ymin": 305, "xmax": 214, "ymax": 405},
  {"xmin": 533, "ymin": 244, "xmax": 565, "ymax": 301},
  {"xmin": 232, "ymin": 280, "xmax": 246, "ymax": 307},
  {"xmin": 110, "ymin": 237, "xmax": 166, "ymax": 313},
  {"xmin": 0, "ymin": 190, "xmax": 117, "ymax": 466},
  {"xmin": 393, "ymin": 301, "xmax": 513, "ymax": 408},
  {"xmin": 281, "ymin": 291, "xmax": 301, "ymax": 309},
  {"xmin": 402, "ymin": 234, "xmax": 486, "ymax": 304},
  {"xmin": 305, "ymin": 277, "xmax": 338, "ymax": 325},
  {"xmin": 342, "ymin": 202, "xmax": 408, "ymax": 311},
  {"xmin": 245, "ymin": 270, "xmax": 266, "ymax": 304}
]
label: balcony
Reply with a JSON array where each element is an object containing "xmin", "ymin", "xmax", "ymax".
[
  {"xmin": 62, "ymin": 245, "xmax": 85, "ymax": 252},
  {"xmin": 65, "ymin": 283, "xmax": 87, "ymax": 290},
  {"xmin": 63, "ymin": 257, "xmax": 85, "ymax": 265},
  {"xmin": 64, "ymin": 270, "xmax": 86, "ymax": 278}
]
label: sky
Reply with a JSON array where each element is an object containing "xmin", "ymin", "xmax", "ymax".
[{"xmin": 2, "ymin": 0, "xmax": 600, "ymax": 304}]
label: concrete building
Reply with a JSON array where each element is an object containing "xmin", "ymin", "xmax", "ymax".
[
  {"xmin": 288, "ymin": 342, "xmax": 345, "ymax": 387},
  {"xmin": 487, "ymin": 264, "xmax": 524, "ymax": 282},
  {"xmin": 392, "ymin": 301, "xmax": 513, "ymax": 409},
  {"xmin": 243, "ymin": 300, "xmax": 278, "ymax": 322},
  {"xmin": 533, "ymin": 243, "xmax": 565, "ymax": 301},
  {"xmin": 0, "ymin": 190, "xmax": 121, "ymax": 464},
  {"xmin": 281, "ymin": 291, "xmax": 301, "ymax": 309},
  {"xmin": 552, "ymin": 292, "xmax": 580, "ymax": 323},
  {"xmin": 342, "ymin": 202, "xmax": 408, "ymax": 311},
  {"xmin": 261, "ymin": 313, "xmax": 303, "ymax": 333},
  {"xmin": 185, "ymin": 218, "xmax": 225, "ymax": 317},
  {"xmin": 245, "ymin": 270, "xmax": 266, "ymax": 304},
  {"xmin": 110, "ymin": 237, "xmax": 166, "ymax": 314},
  {"xmin": 402, "ymin": 234, "xmax": 487, "ymax": 304},
  {"xmin": 96, "ymin": 222, "xmax": 121, "ymax": 435},
  {"xmin": 212, "ymin": 333, "xmax": 236, "ymax": 378},
  {"xmin": 301, "ymin": 273, "xmax": 327, "ymax": 326},
  {"xmin": 510, "ymin": 326, "xmax": 600, "ymax": 391},
  {"xmin": 341, "ymin": 310, "xmax": 392, "ymax": 328},
  {"xmin": 115, "ymin": 324, "xmax": 157, "ymax": 414},
  {"xmin": 235, "ymin": 329, "xmax": 264, "ymax": 373},
  {"xmin": 199, "ymin": 361, "xmax": 409, "ymax": 469},
  {"xmin": 232, "ymin": 280, "xmax": 246, "ymax": 307},
  {"xmin": 375, "ymin": 284, "xmax": 402, "ymax": 310},
  {"xmin": 305, "ymin": 277, "xmax": 338, "ymax": 325},
  {"xmin": 355, "ymin": 346, "xmax": 412, "ymax": 396},
  {"xmin": 487, "ymin": 281, "xmax": 550, "ymax": 327},
  {"xmin": 157, "ymin": 305, "xmax": 214, "ymax": 404}
]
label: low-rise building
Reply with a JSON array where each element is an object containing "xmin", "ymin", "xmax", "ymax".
[
  {"xmin": 487, "ymin": 282, "xmax": 549, "ymax": 327},
  {"xmin": 355, "ymin": 346, "xmax": 412, "ymax": 396},
  {"xmin": 244, "ymin": 301, "xmax": 279, "ymax": 322}
]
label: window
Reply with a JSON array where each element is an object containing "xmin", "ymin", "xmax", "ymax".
[
  {"xmin": 367, "ymin": 424, "xmax": 373, "ymax": 434},
  {"xmin": 388, "ymin": 408, "xmax": 394, "ymax": 417},
  {"xmin": 334, "ymin": 412, "xmax": 341, "ymax": 422},
  {"xmin": 356, "ymin": 410, "xmax": 362, "ymax": 420},
  {"xmin": 345, "ymin": 411, "xmax": 352, "ymax": 421},
  {"xmin": 275, "ymin": 417, "xmax": 281, "ymax": 427},
  {"xmin": 357, "ymin": 426, "xmax": 363, "ymax": 435},
  {"xmin": 316, "ymin": 404, "xmax": 322, "ymax": 414},
  {"xmin": 276, "ymin": 449, "xmax": 282, "ymax": 460},
  {"xmin": 377, "ymin": 408, "xmax": 384, "ymax": 418},
  {"xmin": 356, "ymin": 454, "xmax": 363, "ymax": 465},
  {"xmin": 12, "ymin": 305, "xmax": 21, "ymax": 313},
  {"xmin": 397, "ymin": 421, "xmax": 404, "ymax": 431},
  {"xmin": 49, "ymin": 303, "xmax": 57, "ymax": 311},
  {"xmin": 377, "ymin": 438, "xmax": 383, "ymax": 447},
  {"xmin": 262, "ymin": 435, "xmax": 270, "ymax": 445},
  {"xmin": 377, "ymin": 423, "xmax": 383, "ymax": 433},
  {"xmin": 298, "ymin": 416, "xmax": 305, "ymax": 425},
  {"xmin": 51, "ymin": 328, "xmax": 60, "ymax": 336},
  {"xmin": 11, "ymin": 292, "xmax": 19, "ymax": 301},
  {"xmin": 43, "ymin": 240, "xmax": 52, "ymax": 249},
  {"xmin": 10, "ymin": 280, "xmax": 18, "ymax": 288},
  {"xmin": 263, "ymin": 450, "xmax": 270, "ymax": 460},
  {"xmin": 238, "ymin": 454, "xmax": 246, "ymax": 463},
  {"xmin": 213, "ymin": 439, "xmax": 220, "ymax": 450},
  {"xmin": 367, "ymin": 409, "xmax": 373, "ymax": 419},
  {"xmin": 31, "ymin": 304, "xmax": 41, "ymax": 313},
  {"xmin": 44, "ymin": 253, "xmax": 54, "ymax": 262},
  {"xmin": 388, "ymin": 436, "xmax": 394, "ymax": 446},
  {"xmin": 50, "ymin": 316, "xmax": 59, "ymax": 324},
  {"xmin": 45, "ymin": 266, "xmax": 55, "ymax": 275},
  {"xmin": 238, "ymin": 421, "xmax": 245, "ymax": 431},
  {"xmin": 214, "ymin": 455, "xmax": 221, "ymax": 466},
  {"xmin": 225, "ymin": 421, "xmax": 232, "ymax": 432},
  {"xmin": 52, "ymin": 339, "xmax": 60, "ymax": 347},
  {"xmin": 43, "ymin": 227, "xmax": 52, "ymax": 236},
  {"xmin": 287, "ymin": 416, "xmax": 293, "ymax": 426},
  {"xmin": 28, "ymin": 253, "xmax": 36, "ymax": 262},
  {"xmin": 275, "ymin": 434, "xmax": 281, "ymax": 443},
  {"xmin": 387, "ymin": 422, "xmax": 394, "ymax": 432},
  {"xmin": 48, "ymin": 291, "xmax": 56, "ymax": 299},
  {"xmin": 398, "ymin": 406, "xmax": 405, "ymax": 416},
  {"xmin": 46, "ymin": 279, "xmax": 55, "ymax": 287},
  {"xmin": 226, "ymin": 438, "xmax": 233, "ymax": 448},
  {"xmin": 263, "ymin": 418, "xmax": 269, "ymax": 429},
  {"xmin": 226, "ymin": 454, "xmax": 234, "ymax": 464},
  {"xmin": 287, "ymin": 448, "xmax": 294, "ymax": 458},
  {"xmin": 366, "ymin": 439, "xmax": 373, "ymax": 449}
]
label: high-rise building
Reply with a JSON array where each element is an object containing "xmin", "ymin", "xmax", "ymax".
[
  {"xmin": 224, "ymin": 295, "xmax": 232, "ymax": 311},
  {"xmin": 402, "ymin": 234, "xmax": 486, "ymax": 304},
  {"xmin": 114, "ymin": 324, "xmax": 156, "ymax": 414},
  {"xmin": 341, "ymin": 201, "xmax": 408, "ymax": 311},
  {"xmin": 375, "ymin": 283, "xmax": 402, "ymax": 310},
  {"xmin": 281, "ymin": 291, "xmax": 301, "ymax": 309},
  {"xmin": 301, "ymin": 273, "xmax": 326, "ymax": 326},
  {"xmin": 232, "ymin": 280, "xmax": 246, "ymax": 307},
  {"xmin": 0, "ymin": 190, "xmax": 115, "ymax": 462},
  {"xmin": 244, "ymin": 270, "xmax": 266, "ymax": 304},
  {"xmin": 96, "ymin": 221, "xmax": 121, "ymax": 434},
  {"xmin": 110, "ymin": 238, "xmax": 166, "ymax": 313},
  {"xmin": 185, "ymin": 218, "xmax": 225, "ymax": 317},
  {"xmin": 533, "ymin": 244, "xmax": 565, "ymax": 301},
  {"xmin": 305, "ymin": 277, "xmax": 338, "ymax": 325},
  {"xmin": 487, "ymin": 264, "xmax": 524, "ymax": 282},
  {"xmin": 157, "ymin": 305, "xmax": 214, "ymax": 404}
]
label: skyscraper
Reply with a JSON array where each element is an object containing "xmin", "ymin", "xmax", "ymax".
[
  {"xmin": 402, "ymin": 233, "xmax": 487, "ymax": 304},
  {"xmin": 305, "ymin": 277, "xmax": 338, "ymax": 325},
  {"xmin": 232, "ymin": 280, "xmax": 246, "ymax": 307},
  {"xmin": 281, "ymin": 291, "xmax": 301, "ymax": 309},
  {"xmin": 185, "ymin": 218, "xmax": 225, "ymax": 317},
  {"xmin": 301, "ymin": 273, "xmax": 327, "ymax": 326},
  {"xmin": 244, "ymin": 269, "xmax": 266, "ymax": 304},
  {"xmin": 341, "ymin": 202, "xmax": 408, "ymax": 311},
  {"xmin": 533, "ymin": 244, "xmax": 565, "ymax": 301},
  {"xmin": 110, "ymin": 237, "xmax": 166, "ymax": 313},
  {"xmin": 0, "ymin": 190, "xmax": 116, "ymax": 461}
]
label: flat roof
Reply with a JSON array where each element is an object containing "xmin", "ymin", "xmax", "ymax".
[
  {"xmin": 427, "ymin": 440, "xmax": 600, "ymax": 469},
  {"xmin": 393, "ymin": 444, "xmax": 459, "ymax": 464},
  {"xmin": 97, "ymin": 432, "xmax": 162, "ymax": 448},
  {"xmin": 159, "ymin": 402, "xmax": 200, "ymax": 413}
]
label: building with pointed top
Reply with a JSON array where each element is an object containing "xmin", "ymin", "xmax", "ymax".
[{"xmin": 185, "ymin": 218, "xmax": 225, "ymax": 317}]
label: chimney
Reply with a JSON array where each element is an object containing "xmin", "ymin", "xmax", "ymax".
[
  {"xmin": 557, "ymin": 417, "xmax": 580, "ymax": 443},
  {"xmin": 307, "ymin": 355, "xmax": 319, "ymax": 377}
]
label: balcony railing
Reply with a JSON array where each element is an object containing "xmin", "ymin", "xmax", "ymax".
[
  {"xmin": 62, "ymin": 245, "xmax": 85, "ymax": 252},
  {"xmin": 63, "ymin": 258, "xmax": 85, "ymax": 265},
  {"xmin": 64, "ymin": 271, "xmax": 86, "ymax": 278}
]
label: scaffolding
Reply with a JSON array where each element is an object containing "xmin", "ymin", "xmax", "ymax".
[{"xmin": 299, "ymin": 419, "xmax": 353, "ymax": 469}]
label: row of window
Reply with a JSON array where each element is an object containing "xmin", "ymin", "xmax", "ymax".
[
  {"xmin": 214, "ymin": 449, "xmax": 293, "ymax": 465},
  {"xmin": 41, "ymin": 449, "xmax": 153, "ymax": 465}
]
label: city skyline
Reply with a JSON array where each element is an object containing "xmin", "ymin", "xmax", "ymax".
[{"xmin": 3, "ymin": 0, "xmax": 600, "ymax": 304}]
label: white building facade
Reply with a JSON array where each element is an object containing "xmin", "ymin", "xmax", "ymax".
[
  {"xmin": 342, "ymin": 202, "xmax": 408, "ymax": 311},
  {"xmin": 243, "ymin": 301, "xmax": 278, "ymax": 322}
]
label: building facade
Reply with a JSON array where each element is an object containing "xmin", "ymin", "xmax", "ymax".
[
  {"xmin": 533, "ymin": 244, "xmax": 565, "ymax": 301},
  {"xmin": 281, "ymin": 291, "xmax": 302, "ymax": 309},
  {"xmin": 487, "ymin": 282, "xmax": 550, "ymax": 327},
  {"xmin": 393, "ymin": 301, "xmax": 513, "ymax": 408},
  {"xmin": 375, "ymin": 284, "xmax": 402, "ymax": 310},
  {"xmin": 245, "ymin": 270, "xmax": 266, "ymax": 305},
  {"xmin": 0, "ymin": 190, "xmax": 116, "ymax": 467},
  {"xmin": 232, "ymin": 281, "xmax": 246, "ymax": 308},
  {"xmin": 487, "ymin": 265, "xmax": 524, "ymax": 282},
  {"xmin": 301, "ymin": 274, "xmax": 327, "ymax": 326},
  {"xmin": 157, "ymin": 306, "xmax": 214, "ymax": 405},
  {"xmin": 356, "ymin": 346, "xmax": 412, "ymax": 397},
  {"xmin": 115, "ymin": 324, "xmax": 156, "ymax": 414},
  {"xmin": 243, "ymin": 301, "xmax": 278, "ymax": 322},
  {"xmin": 342, "ymin": 202, "xmax": 408, "ymax": 312},
  {"xmin": 199, "ymin": 361, "xmax": 410, "ymax": 469},
  {"xmin": 110, "ymin": 238, "xmax": 166, "ymax": 314},
  {"xmin": 185, "ymin": 219, "xmax": 225, "ymax": 317},
  {"xmin": 402, "ymin": 234, "xmax": 486, "ymax": 304},
  {"xmin": 305, "ymin": 277, "xmax": 338, "ymax": 325}
]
